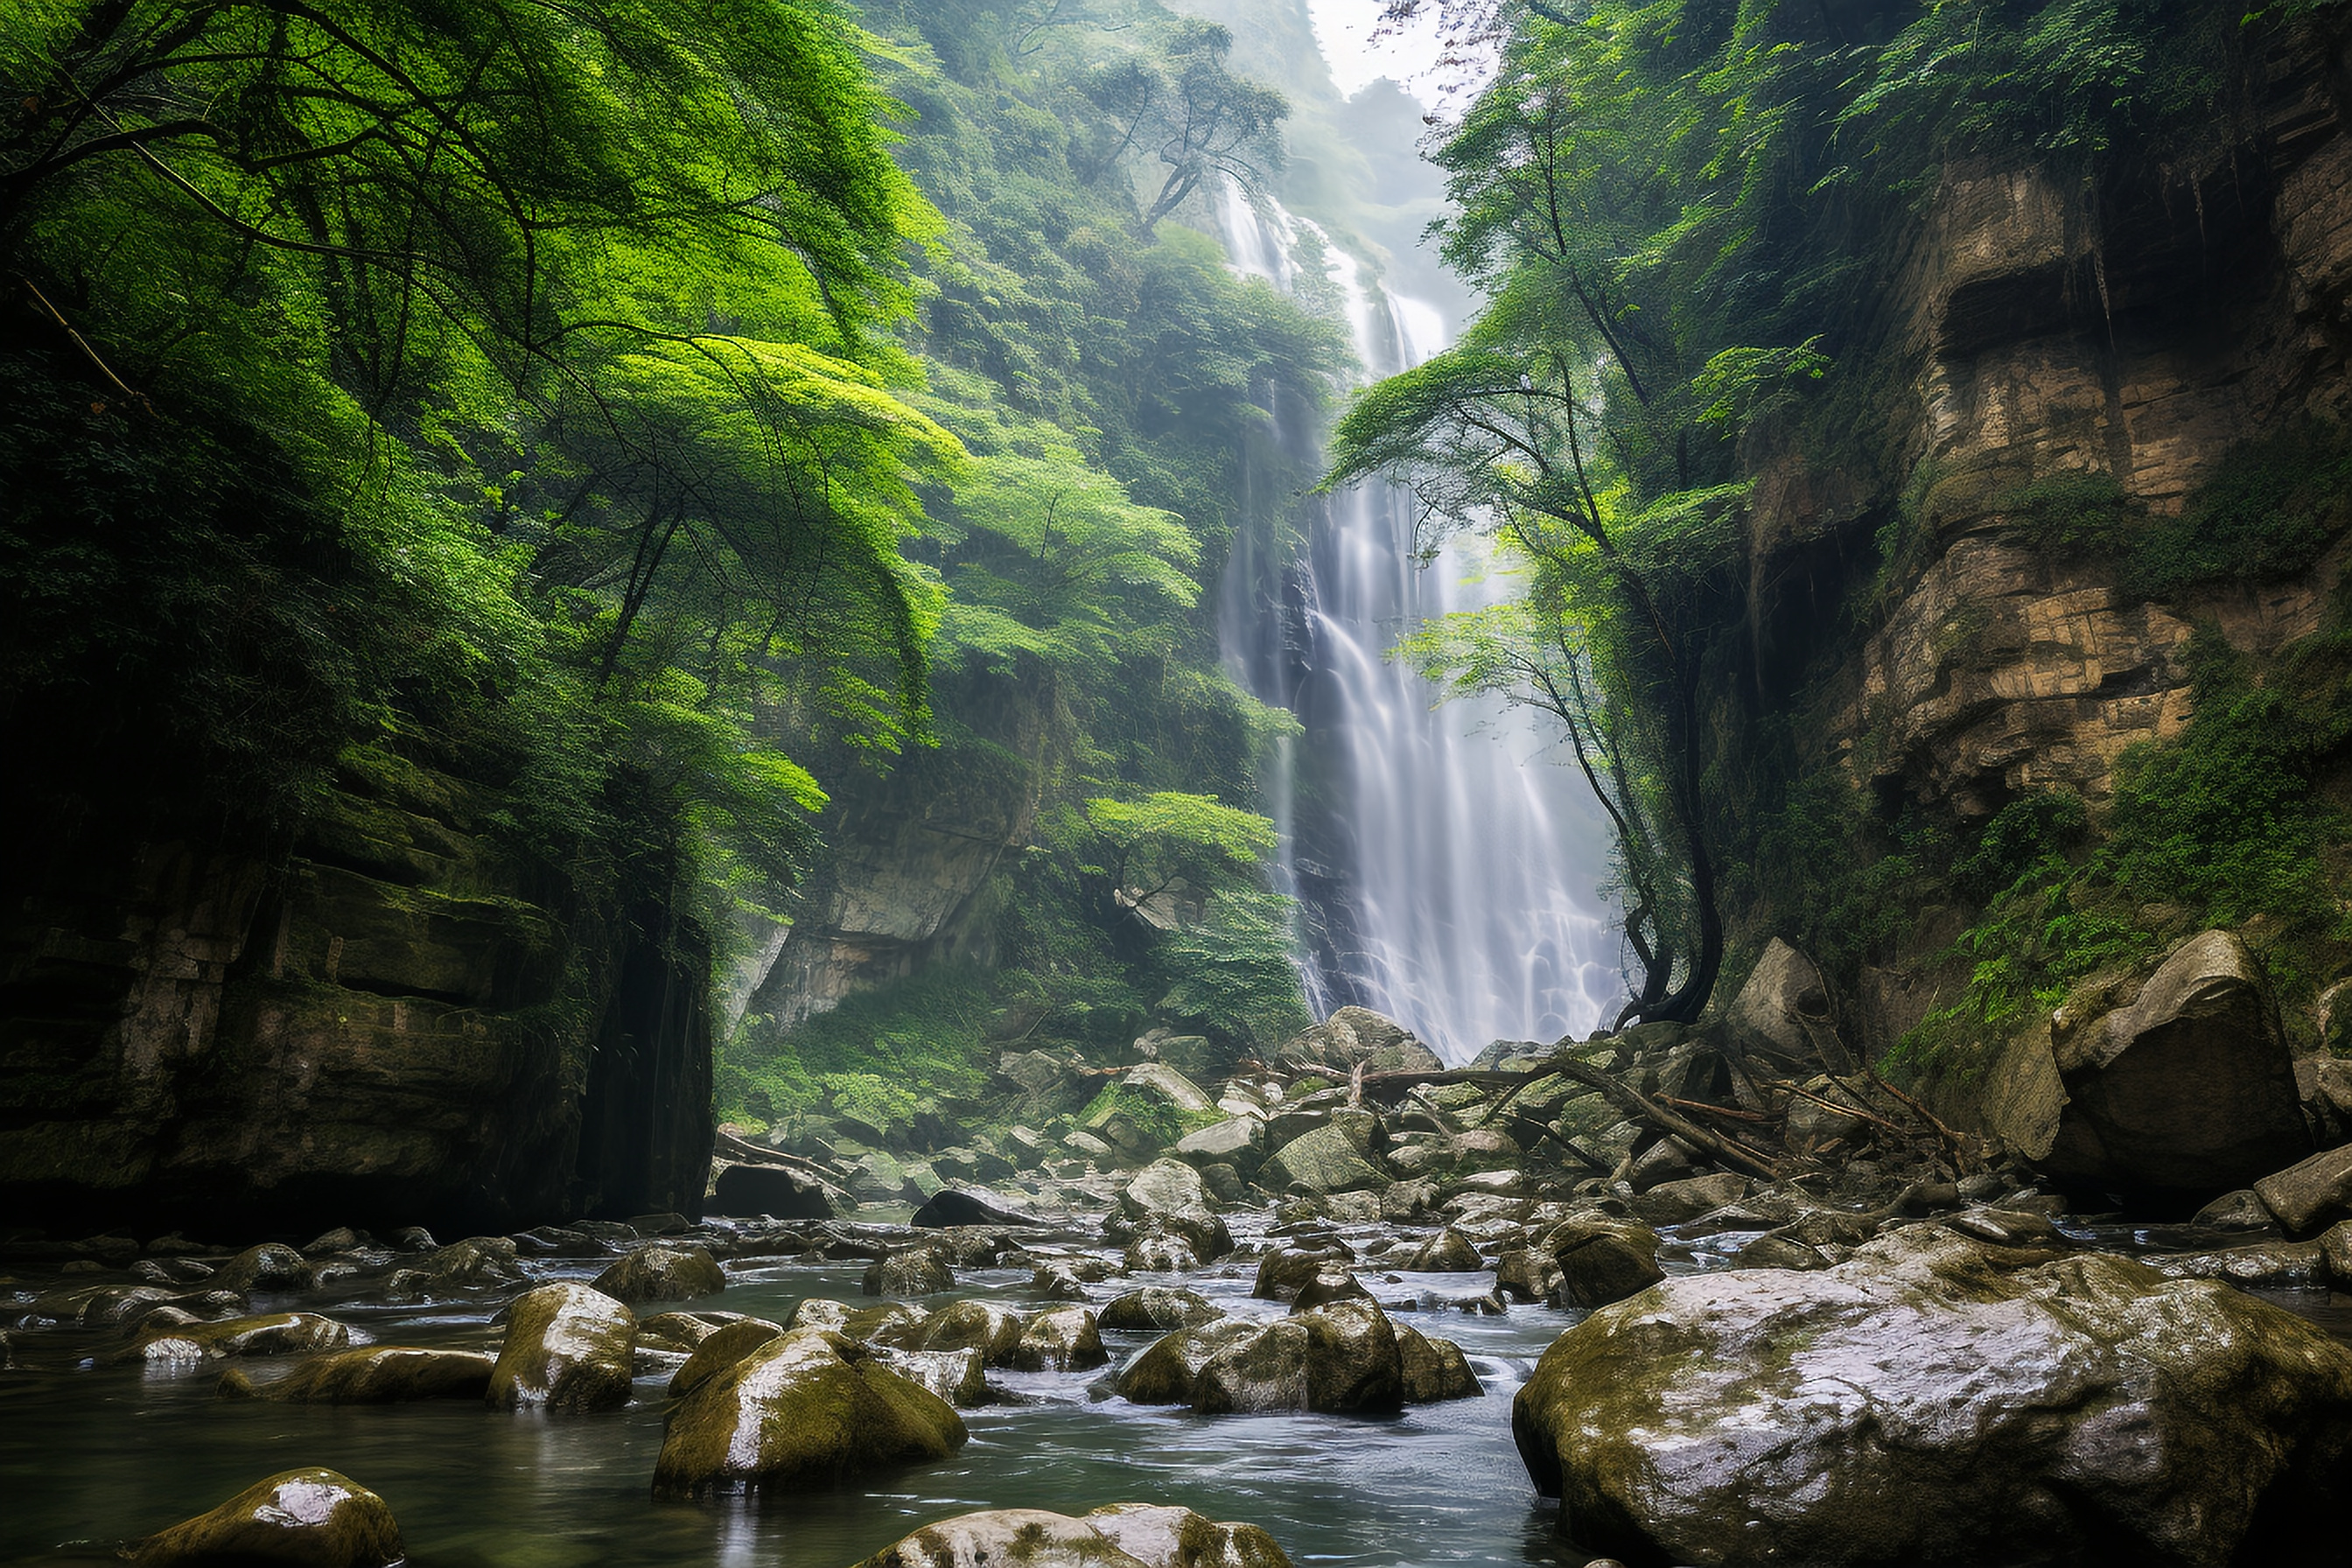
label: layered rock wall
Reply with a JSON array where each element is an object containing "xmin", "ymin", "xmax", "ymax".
[{"xmin": 0, "ymin": 750, "xmax": 711, "ymax": 1236}]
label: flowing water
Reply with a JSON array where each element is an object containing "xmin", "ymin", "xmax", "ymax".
[{"xmin": 1214, "ymin": 184, "xmax": 1621, "ymax": 1063}]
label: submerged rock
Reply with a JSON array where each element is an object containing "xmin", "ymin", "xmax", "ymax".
[
  {"xmin": 128, "ymin": 1467, "xmax": 402, "ymax": 1568},
  {"xmin": 846, "ymin": 1503, "xmax": 1292, "ymax": 1568},
  {"xmin": 1512, "ymin": 1227, "xmax": 2352, "ymax": 1567},
  {"xmin": 651, "ymin": 1328, "xmax": 966, "ymax": 1497},
  {"xmin": 219, "ymin": 1347, "xmax": 494, "ymax": 1404},
  {"xmin": 486, "ymin": 1282, "xmax": 637, "ymax": 1412},
  {"xmin": 120, "ymin": 1312, "xmax": 351, "ymax": 1365}
]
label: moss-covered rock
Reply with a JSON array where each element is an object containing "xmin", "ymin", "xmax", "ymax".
[
  {"xmin": 119, "ymin": 1311, "xmax": 351, "ymax": 1365},
  {"xmin": 668, "ymin": 1317, "xmax": 783, "ymax": 1397},
  {"xmin": 847, "ymin": 1503, "xmax": 1293, "ymax": 1568},
  {"xmin": 1396, "ymin": 1324, "xmax": 1482, "ymax": 1403},
  {"xmin": 650, "ymin": 1327, "xmax": 966, "ymax": 1497},
  {"xmin": 1099, "ymin": 1287, "xmax": 1222, "ymax": 1332},
  {"xmin": 1512, "ymin": 1227, "xmax": 2352, "ymax": 1566},
  {"xmin": 1012, "ymin": 1304, "xmax": 1108, "ymax": 1371},
  {"xmin": 592, "ymin": 1243, "xmax": 724, "ymax": 1306},
  {"xmin": 486, "ymin": 1282, "xmax": 636, "ymax": 1412},
  {"xmin": 128, "ymin": 1468, "xmax": 402, "ymax": 1566},
  {"xmin": 920, "ymin": 1298, "xmax": 1026, "ymax": 1365},
  {"xmin": 219, "ymin": 1347, "xmax": 494, "ymax": 1404}
]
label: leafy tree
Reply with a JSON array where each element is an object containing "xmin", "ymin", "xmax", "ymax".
[{"xmin": 1074, "ymin": 18, "xmax": 1288, "ymax": 232}]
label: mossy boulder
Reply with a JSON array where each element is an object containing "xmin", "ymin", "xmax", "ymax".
[
  {"xmin": 668, "ymin": 1317, "xmax": 784, "ymax": 1397},
  {"xmin": 1012, "ymin": 1304, "xmax": 1109, "ymax": 1371},
  {"xmin": 128, "ymin": 1467, "xmax": 402, "ymax": 1567},
  {"xmin": 120, "ymin": 1311, "xmax": 351, "ymax": 1365},
  {"xmin": 862, "ymin": 1246, "xmax": 956, "ymax": 1298},
  {"xmin": 592, "ymin": 1243, "xmax": 724, "ymax": 1305},
  {"xmin": 920, "ymin": 1298, "xmax": 1026, "ymax": 1365},
  {"xmin": 486, "ymin": 1282, "xmax": 636, "ymax": 1412},
  {"xmin": 651, "ymin": 1327, "xmax": 966, "ymax": 1497},
  {"xmin": 847, "ymin": 1503, "xmax": 1292, "ymax": 1568},
  {"xmin": 1259, "ymin": 1124, "xmax": 1390, "ymax": 1196},
  {"xmin": 1099, "ymin": 1287, "xmax": 1222, "ymax": 1332},
  {"xmin": 219, "ymin": 1347, "xmax": 494, "ymax": 1404},
  {"xmin": 1512, "ymin": 1227, "xmax": 2352, "ymax": 1566},
  {"xmin": 1396, "ymin": 1324, "xmax": 1482, "ymax": 1403},
  {"xmin": 1539, "ymin": 1219, "xmax": 1665, "ymax": 1309}
]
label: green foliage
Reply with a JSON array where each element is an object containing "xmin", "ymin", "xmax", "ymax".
[
  {"xmin": 1998, "ymin": 472, "xmax": 2143, "ymax": 558},
  {"xmin": 1154, "ymin": 886, "xmax": 1313, "ymax": 1049},
  {"xmin": 720, "ymin": 964, "xmax": 998, "ymax": 1130},
  {"xmin": 2123, "ymin": 421, "xmax": 2352, "ymax": 598}
]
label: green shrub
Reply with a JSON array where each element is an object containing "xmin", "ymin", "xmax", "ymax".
[{"xmin": 2124, "ymin": 420, "xmax": 2352, "ymax": 598}]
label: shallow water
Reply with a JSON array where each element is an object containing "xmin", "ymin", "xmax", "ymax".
[{"xmin": 4, "ymin": 1218, "xmax": 2347, "ymax": 1568}]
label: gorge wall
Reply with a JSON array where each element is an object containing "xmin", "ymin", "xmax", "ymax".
[{"xmin": 0, "ymin": 746, "xmax": 712, "ymax": 1238}]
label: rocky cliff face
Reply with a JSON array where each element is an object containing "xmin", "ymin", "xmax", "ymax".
[{"xmin": 0, "ymin": 748, "xmax": 711, "ymax": 1236}]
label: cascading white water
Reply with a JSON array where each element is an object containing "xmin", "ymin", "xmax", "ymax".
[{"xmin": 1215, "ymin": 184, "xmax": 1624, "ymax": 1062}]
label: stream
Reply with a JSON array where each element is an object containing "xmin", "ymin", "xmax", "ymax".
[{"xmin": 5, "ymin": 1208, "xmax": 2347, "ymax": 1568}]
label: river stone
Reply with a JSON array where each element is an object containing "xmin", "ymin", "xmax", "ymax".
[
  {"xmin": 1124, "ymin": 1230, "xmax": 1200, "ymax": 1271},
  {"xmin": 710, "ymin": 1162, "xmax": 833, "ymax": 1219},
  {"xmin": 651, "ymin": 1328, "xmax": 967, "ymax": 1497},
  {"xmin": 1252, "ymin": 1245, "xmax": 1354, "ymax": 1301},
  {"xmin": 2254, "ymin": 1143, "xmax": 2352, "ymax": 1233},
  {"xmin": 2044, "ymin": 930, "xmax": 2313, "ymax": 1195},
  {"xmin": 669, "ymin": 1317, "xmax": 785, "ymax": 1397},
  {"xmin": 415, "ymin": 1236, "xmax": 524, "ymax": 1289},
  {"xmin": 122, "ymin": 1311, "xmax": 351, "ymax": 1365},
  {"xmin": 1261, "ymin": 1124, "xmax": 1390, "ymax": 1196},
  {"xmin": 847, "ymin": 1504, "xmax": 1293, "ymax": 1568},
  {"xmin": 842, "ymin": 1302, "xmax": 935, "ymax": 1349},
  {"xmin": 911, "ymin": 1187, "xmax": 1047, "ymax": 1228},
  {"xmin": 1542, "ymin": 1220, "xmax": 1665, "ymax": 1309},
  {"xmin": 1496, "ymin": 1247, "xmax": 1565, "ymax": 1302},
  {"xmin": 1631, "ymin": 1172, "xmax": 1749, "ymax": 1227},
  {"xmin": 1174, "ymin": 1116, "xmax": 1265, "ymax": 1175},
  {"xmin": 2145, "ymin": 1239, "xmax": 2330, "ymax": 1288},
  {"xmin": 920, "ymin": 1299, "xmax": 1026, "ymax": 1365},
  {"xmin": 1126, "ymin": 1062, "xmax": 1215, "ymax": 1113},
  {"xmin": 1115, "ymin": 1318, "xmax": 1264, "ymax": 1404},
  {"xmin": 863, "ymin": 1247, "xmax": 956, "ymax": 1298},
  {"xmin": 789, "ymin": 1297, "xmax": 853, "ymax": 1332},
  {"xmin": 1012, "ymin": 1304, "xmax": 1109, "ymax": 1371},
  {"xmin": 219, "ymin": 1347, "xmax": 495, "ymax": 1403},
  {"xmin": 872, "ymin": 1345, "xmax": 989, "ymax": 1407},
  {"xmin": 1288, "ymin": 1267, "xmax": 1372, "ymax": 1311},
  {"xmin": 592, "ymin": 1243, "xmax": 724, "ymax": 1305},
  {"xmin": 1100, "ymin": 1287, "xmax": 1223, "ymax": 1332},
  {"xmin": 486, "ymin": 1282, "xmax": 637, "ymax": 1411},
  {"xmin": 1736, "ymin": 1233, "xmax": 1832, "ymax": 1271},
  {"xmin": 2191, "ymin": 1188, "xmax": 2277, "ymax": 1230},
  {"xmin": 1512, "ymin": 1226, "xmax": 2352, "ymax": 1566},
  {"xmin": 211, "ymin": 1243, "xmax": 314, "ymax": 1295},
  {"xmin": 128, "ymin": 1467, "xmax": 402, "ymax": 1568},
  {"xmin": 1196, "ymin": 1298, "xmax": 1404, "ymax": 1415},
  {"xmin": 2324, "ymin": 1220, "xmax": 2352, "ymax": 1282},
  {"xmin": 1400, "ymin": 1226, "xmax": 1483, "ymax": 1272},
  {"xmin": 1276, "ymin": 1006, "xmax": 1444, "ymax": 1076},
  {"xmin": 1396, "ymin": 1323, "xmax": 1482, "ymax": 1402}
]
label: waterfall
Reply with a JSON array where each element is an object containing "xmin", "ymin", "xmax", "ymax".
[{"xmin": 1215, "ymin": 184, "xmax": 1621, "ymax": 1062}]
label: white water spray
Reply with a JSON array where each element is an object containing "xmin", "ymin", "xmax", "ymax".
[{"xmin": 1215, "ymin": 185, "xmax": 1622, "ymax": 1062}]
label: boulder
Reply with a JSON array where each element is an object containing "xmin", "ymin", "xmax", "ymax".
[
  {"xmin": 1727, "ymin": 938, "xmax": 1851, "ymax": 1072},
  {"xmin": 1125, "ymin": 1062, "xmax": 1215, "ymax": 1113},
  {"xmin": 1124, "ymin": 1231, "xmax": 1199, "ymax": 1271},
  {"xmin": 2190, "ymin": 1188, "xmax": 2276, "ymax": 1231},
  {"xmin": 710, "ymin": 1163, "xmax": 833, "ymax": 1219},
  {"xmin": 1399, "ymin": 1227, "xmax": 1483, "ymax": 1273},
  {"xmin": 1276, "ymin": 1007, "xmax": 1444, "ymax": 1076},
  {"xmin": 487, "ymin": 1283, "xmax": 637, "ymax": 1412},
  {"xmin": 210, "ymin": 1242, "xmax": 315, "ymax": 1295},
  {"xmin": 1115, "ymin": 1319, "xmax": 1264, "ymax": 1404},
  {"xmin": 1251, "ymin": 1245, "xmax": 1355, "ymax": 1302},
  {"xmin": 1173, "ymin": 1116, "xmax": 1266, "ymax": 1175},
  {"xmin": 592, "ymin": 1243, "xmax": 724, "ymax": 1305},
  {"xmin": 920, "ymin": 1299, "xmax": 1026, "ymax": 1365},
  {"xmin": 1630, "ymin": 1172, "xmax": 1749, "ymax": 1227},
  {"xmin": 669, "ymin": 1318, "xmax": 785, "ymax": 1397},
  {"xmin": 910, "ymin": 1187, "xmax": 1047, "ymax": 1228},
  {"xmin": 1260, "ymin": 1124, "xmax": 1390, "ymax": 1196},
  {"xmin": 2042, "ymin": 931, "xmax": 2313, "ymax": 1195},
  {"xmin": 847, "ymin": 1504, "xmax": 1292, "ymax": 1568},
  {"xmin": 1396, "ymin": 1324, "xmax": 1483, "ymax": 1403},
  {"xmin": 122, "ymin": 1312, "xmax": 351, "ymax": 1365},
  {"xmin": 1100, "ymin": 1288, "xmax": 1223, "ymax": 1333},
  {"xmin": 128, "ymin": 1468, "xmax": 402, "ymax": 1568},
  {"xmin": 2254, "ymin": 1144, "xmax": 2352, "ymax": 1234},
  {"xmin": 1117, "ymin": 1159, "xmax": 1233, "ymax": 1260},
  {"xmin": 651, "ymin": 1328, "xmax": 967, "ymax": 1497},
  {"xmin": 218, "ymin": 1348, "xmax": 494, "ymax": 1404},
  {"xmin": 1012, "ymin": 1305, "xmax": 1109, "ymax": 1371},
  {"xmin": 1495, "ymin": 1247, "xmax": 1565, "ymax": 1303},
  {"xmin": 1194, "ymin": 1299, "xmax": 1403, "ymax": 1416},
  {"xmin": 862, "ymin": 1247, "xmax": 956, "ymax": 1298},
  {"xmin": 1513, "ymin": 1228, "xmax": 2352, "ymax": 1566},
  {"xmin": 871, "ymin": 1346, "xmax": 990, "ymax": 1408},
  {"xmin": 1541, "ymin": 1220, "xmax": 1665, "ymax": 1309}
]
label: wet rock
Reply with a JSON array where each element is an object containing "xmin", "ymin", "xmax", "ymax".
[
  {"xmin": 669, "ymin": 1318, "xmax": 785, "ymax": 1397},
  {"xmin": 788, "ymin": 1298, "xmax": 853, "ymax": 1333},
  {"xmin": 910, "ymin": 1187, "xmax": 1047, "ymax": 1228},
  {"xmin": 413, "ymin": 1236, "xmax": 525, "ymax": 1290},
  {"xmin": 1289, "ymin": 1268, "xmax": 1372, "ymax": 1311},
  {"xmin": 128, "ymin": 1467, "xmax": 401, "ymax": 1568},
  {"xmin": 636, "ymin": 1310, "xmax": 738, "ymax": 1352},
  {"xmin": 1735, "ymin": 1234, "xmax": 1832, "ymax": 1271},
  {"xmin": 121, "ymin": 1312, "xmax": 351, "ymax": 1365},
  {"xmin": 1276, "ymin": 1006, "xmax": 1444, "ymax": 1077},
  {"xmin": 1174, "ymin": 1116, "xmax": 1266, "ymax": 1176},
  {"xmin": 2191, "ymin": 1188, "xmax": 2277, "ymax": 1231},
  {"xmin": 1513, "ymin": 1227, "xmax": 2352, "ymax": 1567},
  {"xmin": 1628, "ymin": 1172, "xmax": 1748, "ymax": 1227},
  {"xmin": 300, "ymin": 1228, "xmax": 365, "ymax": 1257},
  {"xmin": 651, "ymin": 1328, "xmax": 967, "ymax": 1498},
  {"xmin": 1381, "ymin": 1178, "xmax": 1442, "ymax": 1224},
  {"xmin": 2254, "ymin": 1144, "xmax": 2352, "ymax": 1234},
  {"xmin": 862, "ymin": 1247, "xmax": 956, "ymax": 1298},
  {"xmin": 1541, "ymin": 1220, "xmax": 1665, "ymax": 1309},
  {"xmin": 840, "ymin": 1302, "xmax": 935, "ymax": 1349},
  {"xmin": 1012, "ymin": 1304, "xmax": 1108, "ymax": 1371},
  {"xmin": 1115, "ymin": 1318, "xmax": 1264, "ymax": 1404},
  {"xmin": 1396, "ymin": 1323, "xmax": 1482, "ymax": 1402},
  {"xmin": 1100, "ymin": 1287, "xmax": 1223, "ymax": 1332},
  {"xmin": 1445, "ymin": 1129, "xmax": 1523, "ymax": 1175},
  {"xmin": 2044, "ymin": 930, "xmax": 2313, "ymax": 1195},
  {"xmin": 920, "ymin": 1299, "xmax": 1026, "ymax": 1364},
  {"xmin": 219, "ymin": 1348, "xmax": 494, "ymax": 1404},
  {"xmin": 1124, "ymin": 1230, "xmax": 1200, "ymax": 1270},
  {"xmin": 1400, "ymin": 1227, "xmax": 1483, "ymax": 1273},
  {"xmin": 593, "ymin": 1243, "xmax": 724, "ymax": 1305},
  {"xmin": 1727, "ymin": 938, "xmax": 1850, "ymax": 1073},
  {"xmin": 1252, "ymin": 1245, "xmax": 1355, "ymax": 1302},
  {"xmin": 2146, "ymin": 1239, "xmax": 2330, "ymax": 1288},
  {"xmin": 1195, "ymin": 1298, "xmax": 1403, "ymax": 1416},
  {"xmin": 847, "ymin": 1503, "xmax": 1292, "ymax": 1568},
  {"xmin": 872, "ymin": 1345, "xmax": 990, "ymax": 1407},
  {"xmin": 1496, "ymin": 1247, "xmax": 1565, "ymax": 1303},
  {"xmin": 1939, "ymin": 1206, "xmax": 2064, "ymax": 1248},
  {"xmin": 1261, "ymin": 1124, "xmax": 1390, "ymax": 1196},
  {"xmin": 486, "ymin": 1282, "xmax": 637, "ymax": 1411},
  {"xmin": 710, "ymin": 1162, "xmax": 833, "ymax": 1219},
  {"xmin": 1118, "ymin": 1158, "xmax": 1234, "ymax": 1260},
  {"xmin": 212, "ymin": 1243, "xmax": 313, "ymax": 1295},
  {"xmin": 1624, "ymin": 1138, "xmax": 1695, "ymax": 1191},
  {"xmin": 2324, "ymin": 1220, "xmax": 2352, "ymax": 1283}
]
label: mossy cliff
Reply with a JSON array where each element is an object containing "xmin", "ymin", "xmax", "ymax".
[{"xmin": 0, "ymin": 742, "xmax": 712, "ymax": 1236}]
